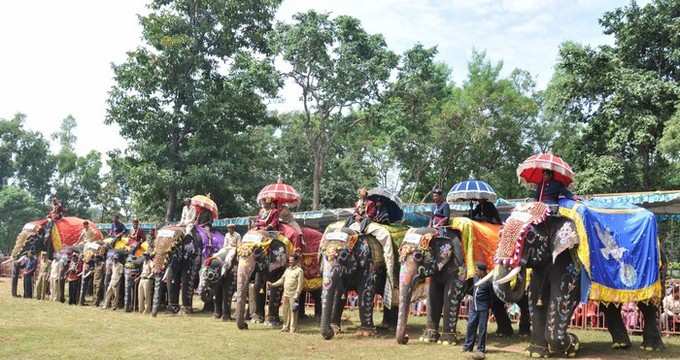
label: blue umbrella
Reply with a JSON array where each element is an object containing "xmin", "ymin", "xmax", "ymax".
[{"xmin": 446, "ymin": 179, "xmax": 497, "ymax": 203}]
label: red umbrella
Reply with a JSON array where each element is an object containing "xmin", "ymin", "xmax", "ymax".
[
  {"xmin": 257, "ymin": 178, "xmax": 301, "ymax": 206},
  {"xmin": 191, "ymin": 195, "xmax": 219, "ymax": 220},
  {"xmin": 517, "ymin": 153, "xmax": 575, "ymax": 186}
]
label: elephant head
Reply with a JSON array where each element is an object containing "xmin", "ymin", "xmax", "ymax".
[
  {"xmin": 198, "ymin": 247, "xmax": 235, "ymax": 303},
  {"xmin": 234, "ymin": 230, "xmax": 289, "ymax": 330},
  {"xmin": 395, "ymin": 228, "xmax": 461, "ymax": 344},
  {"xmin": 488, "ymin": 203, "xmax": 574, "ymax": 303}
]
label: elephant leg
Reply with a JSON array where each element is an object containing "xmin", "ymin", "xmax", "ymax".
[
  {"xmin": 603, "ymin": 303, "xmax": 631, "ymax": 349},
  {"xmin": 526, "ymin": 268, "xmax": 549, "ymax": 356},
  {"xmin": 331, "ymin": 288, "xmax": 346, "ymax": 330},
  {"xmin": 167, "ymin": 269, "xmax": 181, "ymax": 313},
  {"xmin": 424, "ymin": 279, "xmax": 443, "ymax": 342},
  {"xmin": 518, "ymin": 295, "xmax": 531, "ymax": 336},
  {"xmin": 491, "ymin": 293, "xmax": 514, "ymax": 337},
  {"xmin": 151, "ymin": 274, "xmax": 163, "ymax": 317},
  {"xmin": 224, "ymin": 270, "xmax": 236, "ymax": 320},
  {"xmin": 213, "ymin": 281, "xmax": 223, "ymax": 319},
  {"xmin": 267, "ymin": 268, "xmax": 285, "ymax": 326},
  {"xmin": 639, "ymin": 302, "xmax": 664, "ymax": 351},
  {"xmin": 314, "ymin": 290, "xmax": 322, "ymax": 320},
  {"xmin": 180, "ymin": 260, "xmax": 195, "ymax": 313},
  {"xmin": 124, "ymin": 270, "xmax": 133, "ymax": 312},
  {"xmin": 545, "ymin": 252, "xmax": 580, "ymax": 357},
  {"xmin": 253, "ymin": 274, "xmax": 266, "ymax": 322},
  {"xmin": 358, "ymin": 269, "xmax": 377, "ymax": 333},
  {"xmin": 440, "ymin": 274, "xmax": 464, "ymax": 344}
]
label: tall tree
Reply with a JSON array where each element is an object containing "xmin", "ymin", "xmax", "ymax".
[
  {"xmin": 275, "ymin": 11, "xmax": 398, "ymax": 209},
  {"xmin": 107, "ymin": 0, "xmax": 282, "ymax": 222},
  {"xmin": 0, "ymin": 186, "xmax": 44, "ymax": 253},
  {"xmin": 545, "ymin": 0, "xmax": 680, "ymax": 193}
]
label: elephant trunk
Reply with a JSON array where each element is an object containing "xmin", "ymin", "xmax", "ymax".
[
  {"xmin": 320, "ymin": 260, "xmax": 341, "ymax": 340},
  {"xmin": 235, "ymin": 256, "xmax": 256, "ymax": 330},
  {"xmin": 396, "ymin": 256, "xmax": 421, "ymax": 345},
  {"xmin": 492, "ymin": 265, "xmax": 526, "ymax": 304},
  {"xmin": 151, "ymin": 272, "xmax": 163, "ymax": 317}
]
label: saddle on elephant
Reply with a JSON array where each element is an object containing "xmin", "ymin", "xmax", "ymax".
[
  {"xmin": 11, "ymin": 220, "xmax": 48, "ymax": 258},
  {"xmin": 449, "ymin": 217, "xmax": 501, "ymax": 280},
  {"xmin": 50, "ymin": 217, "xmax": 103, "ymax": 252},
  {"xmin": 237, "ymin": 229, "xmax": 293, "ymax": 258}
]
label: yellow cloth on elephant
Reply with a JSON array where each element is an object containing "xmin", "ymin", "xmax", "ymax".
[{"xmin": 449, "ymin": 217, "xmax": 500, "ymax": 280}]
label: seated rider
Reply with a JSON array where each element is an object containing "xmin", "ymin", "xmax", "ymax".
[
  {"xmin": 429, "ymin": 188, "xmax": 450, "ymax": 236},
  {"xmin": 372, "ymin": 199, "xmax": 391, "ymax": 225},
  {"xmin": 179, "ymin": 198, "xmax": 197, "ymax": 235},
  {"xmin": 128, "ymin": 219, "xmax": 146, "ymax": 250},
  {"xmin": 255, "ymin": 197, "xmax": 280, "ymax": 231},
  {"xmin": 347, "ymin": 187, "xmax": 376, "ymax": 228},
  {"xmin": 48, "ymin": 196, "xmax": 64, "ymax": 221},
  {"xmin": 109, "ymin": 215, "xmax": 128, "ymax": 241},
  {"xmin": 469, "ymin": 199, "xmax": 502, "ymax": 224},
  {"xmin": 534, "ymin": 169, "xmax": 575, "ymax": 205}
]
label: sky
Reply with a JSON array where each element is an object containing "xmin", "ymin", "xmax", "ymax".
[{"xmin": 0, "ymin": 0, "xmax": 648, "ymax": 157}]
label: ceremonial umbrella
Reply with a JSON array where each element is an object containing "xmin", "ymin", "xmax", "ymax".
[
  {"xmin": 256, "ymin": 178, "xmax": 301, "ymax": 207},
  {"xmin": 367, "ymin": 187, "xmax": 404, "ymax": 222},
  {"xmin": 447, "ymin": 178, "xmax": 497, "ymax": 203},
  {"xmin": 191, "ymin": 195, "xmax": 219, "ymax": 220},
  {"xmin": 517, "ymin": 153, "xmax": 575, "ymax": 187}
]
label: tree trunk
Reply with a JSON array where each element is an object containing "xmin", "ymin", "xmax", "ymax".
[
  {"xmin": 312, "ymin": 150, "xmax": 324, "ymax": 210},
  {"xmin": 165, "ymin": 187, "xmax": 177, "ymax": 223}
]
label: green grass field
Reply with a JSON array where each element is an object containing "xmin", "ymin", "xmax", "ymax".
[{"xmin": 1, "ymin": 279, "xmax": 679, "ymax": 360}]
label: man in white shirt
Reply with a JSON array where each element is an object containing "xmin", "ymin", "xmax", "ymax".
[
  {"xmin": 179, "ymin": 198, "xmax": 196, "ymax": 234},
  {"xmin": 224, "ymin": 224, "xmax": 241, "ymax": 249}
]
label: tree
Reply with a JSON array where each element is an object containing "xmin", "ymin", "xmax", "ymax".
[
  {"xmin": 275, "ymin": 11, "xmax": 398, "ymax": 209},
  {"xmin": 0, "ymin": 186, "xmax": 44, "ymax": 254},
  {"xmin": 107, "ymin": 0, "xmax": 282, "ymax": 222},
  {"xmin": 545, "ymin": 0, "xmax": 680, "ymax": 193}
]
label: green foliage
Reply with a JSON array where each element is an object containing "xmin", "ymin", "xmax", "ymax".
[
  {"xmin": 106, "ymin": 0, "xmax": 283, "ymax": 221},
  {"xmin": 275, "ymin": 11, "xmax": 398, "ymax": 209},
  {"xmin": 0, "ymin": 186, "xmax": 44, "ymax": 253}
]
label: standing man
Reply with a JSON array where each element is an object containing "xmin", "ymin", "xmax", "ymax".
[
  {"xmin": 137, "ymin": 252, "xmax": 154, "ymax": 314},
  {"xmin": 65, "ymin": 252, "xmax": 83, "ymax": 305},
  {"xmin": 224, "ymin": 224, "xmax": 241, "ymax": 249},
  {"xmin": 269, "ymin": 254, "xmax": 305, "ymax": 333},
  {"xmin": 49, "ymin": 256, "xmax": 63, "ymax": 302},
  {"xmin": 35, "ymin": 252, "xmax": 51, "ymax": 300},
  {"xmin": 17, "ymin": 251, "xmax": 37, "ymax": 298},
  {"xmin": 429, "ymin": 188, "xmax": 450, "ymax": 236},
  {"xmin": 463, "ymin": 263, "xmax": 492, "ymax": 356},
  {"xmin": 109, "ymin": 215, "xmax": 128, "ymax": 240},
  {"xmin": 92, "ymin": 245, "xmax": 107, "ymax": 307},
  {"xmin": 103, "ymin": 253, "xmax": 124, "ymax": 310}
]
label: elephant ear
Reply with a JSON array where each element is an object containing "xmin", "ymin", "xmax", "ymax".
[
  {"xmin": 430, "ymin": 237, "xmax": 455, "ymax": 271},
  {"xmin": 551, "ymin": 219, "xmax": 579, "ymax": 263},
  {"xmin": 268, "ymin": 241, "xmax": 288, "ymax": 272}
]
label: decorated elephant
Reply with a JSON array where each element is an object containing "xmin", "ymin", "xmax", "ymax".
[
  {"xmin": 318, "ymin": 221, "xmax": 405, "ymax": 340},
  {"xmin": 198, "ymin": 247, "xmax": 237, "ymax": 320},
  {"xmin": 151, "ymin": 226, "xmax": 201, "ymax": 316},
  {"xmin": 487, "ymin": 201, "xmax": 664, "ymax": 357}
]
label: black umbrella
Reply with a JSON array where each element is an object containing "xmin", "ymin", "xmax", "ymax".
[{"xmin": 367, "ymin": 188, "xmax": 403, "ymax": 222}]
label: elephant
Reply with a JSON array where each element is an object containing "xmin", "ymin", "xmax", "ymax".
[
  {"xmin": 319, "ymin": 222, "xmax": 399, "ymax": 340},
  {"xmin": 151, "ymin": 226, "xmax": 201, "ymax": 316},
  {"xmin": 10, "ymin": 221, "xmax": 48, "ymax": 297},
  {"xmin": 198, "ymin": 247, "xmax": 237, "ymax": 321},
  {"xmin": 487, "ymin": 202, "xmax": 664, "ymax": 357},
  {"xmin": 234, "ymin": 230, "xmax": 290, "ymax": 329}
]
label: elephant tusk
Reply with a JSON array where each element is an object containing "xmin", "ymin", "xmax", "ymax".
[
  {"xmin": 474, "ymin": 270, "xmax": 494, "ymax": 287},
  {"xmin": 494, "ymin": 266, "xmax": 522, "ymax": 285}
]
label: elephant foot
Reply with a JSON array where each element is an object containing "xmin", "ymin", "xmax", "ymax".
[
  {"xmin": 167, "ymin": 304, "xmax": 180, "ymax": 314},
  {"xmin": 565, "ymin": 333, "xmax": 580, "ymax": 358},
  {"xmin": 525, "ymin": 344, "xmax": 549, "ymax": 358},
  {"xmin": 265, "ymin": 319, "xmax": 283, "ymax": 328},
  {"xmin": 237, "ymin": 322, "xmax": 249, "ymax": 330},
  {"xmin": 213, "ymin": 312, "xmax": 222, "ymax": 319},
  {"xmin": 611, "ymin": 341, "xmax": 631, "ymax": 350},
  {"xmin": 437, "ymin": 332, "xmax": 457, "ymax": 345},
  {"xmin": 180, "ymin": 306, "xmax": 193, "ymax": 315},
  {"xmin": 419, "ymin": 329, "xmax": 440, "ymax": 343},
  {"xmin": 640, "ymin": 340, "xmax": 665, "ymax": 352},
  {"xmin": 356, "ymin": 327, "xmax": 376, "ymax": 337}
]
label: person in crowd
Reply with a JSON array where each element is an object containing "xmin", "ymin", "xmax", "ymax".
[
  {"xmin": 92, "ymin": 245, "xmax": 107, "ymax": 307},
  {"xmin": 65, "ymin": 252, "xmax": 83, "ymax": 305},
  {"xmin": 128, "ymin": 219, "xmax": 145, "ymax": 249},
  {"xmin": 17, "ymin": 251, "xmax": 37, "ymax": 298},
  {"xmin": 109, "ymin": 215, "xmax": 128, "ymax": 240},
  {"xmin": 349, "ymin": 187, "xmax": 376, "ymax": 228},
  {"xmin": 103, "ymin": 253, "xmax": 124, "ymax": 310},
  {"xmin": 49, "ymin": 255, "xmax": 64, "ymax": 302},
  {"xmin": 225, "ymin": 224, "xmax": 241, "ymax": 249},
  {"xmin": 255, "ymin": 197, "xmax": 280, "ymax": 231},
  {"xmin": 77, "ymin": 221, "xmax": 97, "ymax": 245},
  {"xmin": 179, "ymin": 198, "xmax": 197, "ymax": 236},
  {"xmin": 622, "ymin": 302, "xmax": 638, "ymax": 330},
  {"xmin": 463, "ymin": 262, "xmax": 492, "ymax": 356},
  {"xmin": 534, "ymin": 169, "xmax": 575, "ymax": 204},
  {"xmin": 269, "ymin": 254, "xmax": 304, "ymax": 333},
  {"xmin": 35, "ymin": 252, "xmax": 51, "ymax": 300},
  {"xmin": 137, "ymin": 252, "xmax": 154, "ymax": 314},
  {"xmin": 661, "ymin": 284, "xmax": 680, "ymax": 332},
  {"xmin": 469, "ymin": 199, "xmax": 502, "ymax": 224},
  {"xmin": 430, "ymin": 188, "xmax": 450, "ymax": 237}
]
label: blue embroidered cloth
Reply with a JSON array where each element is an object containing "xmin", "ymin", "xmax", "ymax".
[{"xmin": 559, "ymin": 199, "xmax": 661, "ymax": 303}]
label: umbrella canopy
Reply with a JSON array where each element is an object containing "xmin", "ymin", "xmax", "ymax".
[
  {"xmin": 257, "ymin": 179, "xmax": 301, "ymax": 207},
  {"xmin": 517, "ymin": 153, "xmax": 575, "ymax": 187},
  {"xmin": 191, "ymin": 195, "xmax": 219, "ymax": 220},
  {"xmin": 447, "ymin": 179, "xmax": 497, "ymax": 203},
  {"xmin": 367, "ymin": 188, "xmax": 403, "ymax": 222}
]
